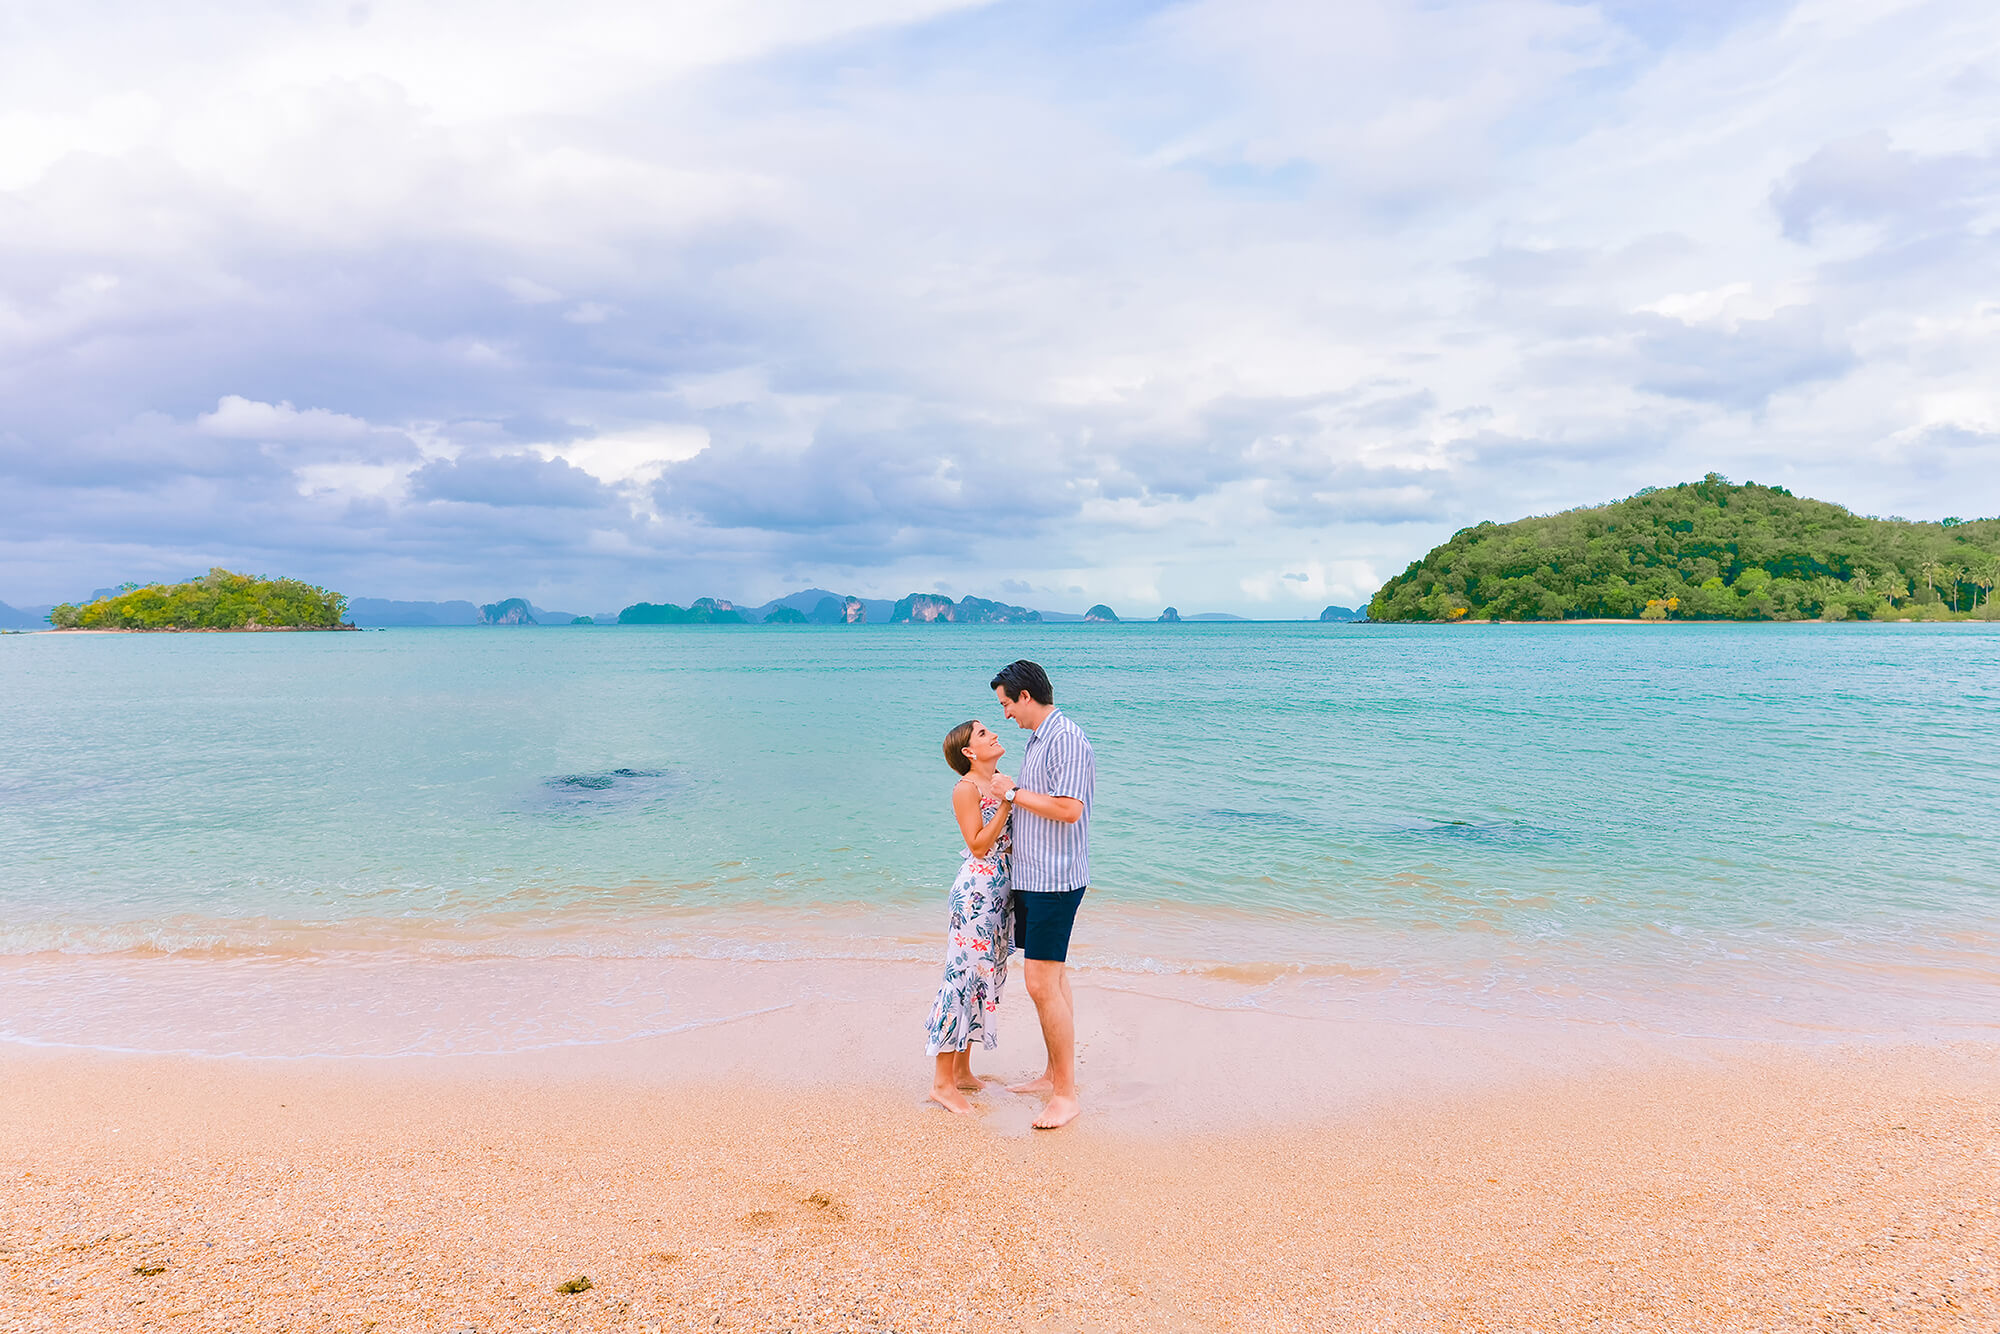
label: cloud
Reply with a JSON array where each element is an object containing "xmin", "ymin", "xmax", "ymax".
[
  {"xmin": 1772, "ymin": 132, "xmax": 1998, "ymax": 243},
  {"xmin": 409, "ymin": 452, "xmax": 611, "ymax": 508},
  {"xmin": 197, "ymin": 395, "xmax": 372, "ymax": 440},
  {"xmin": 2, "ymin": 0, "xmax": 1998, "ymax": 612}
]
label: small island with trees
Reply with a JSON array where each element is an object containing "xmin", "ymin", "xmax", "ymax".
[
  {"xmin": 1368, "ymin": 476, "xmax": 2000, "ymax": 623},
  {"xmin": 47, "ymin": 569, "xmax": 352, "ymax": 631}
]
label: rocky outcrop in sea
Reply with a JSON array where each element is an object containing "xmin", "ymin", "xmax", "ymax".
[
  {"xmin": 890, "ymin": 593, "xmax": 1041, "ymax": 623},
  {"xmin": 480, "ymin": 598, "xmax": 538, "ymax": 625},
  {"xmin": 617, "ymin": 597, "xmax": 747, "ymax": 624}
]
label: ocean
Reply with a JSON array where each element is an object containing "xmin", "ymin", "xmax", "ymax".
[{"xmin": 2, "ymin": 622, "xmax": 1996, "ymax": 1058}]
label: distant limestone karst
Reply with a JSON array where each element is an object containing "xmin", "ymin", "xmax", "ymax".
[
  {"xmin": 1157, "ymin": 606, "xmax": 1181, "ymax": 622},
  {"xmin": 1084, "ymin": 604, "xmax": 1119, "ymax": 622},
  {"xmin": 806, "ymin": 595, "xmax": 865, "ymax": 624},
  {"xmin": 893, "ymin": 593, "xmax": 955, "ymax": 623},
  {"xmin": 617, "ymin": 597, "xmax": 747, "ymax": 624},
  {"xmin": 1318, "ymin": 605, "xmax": 1364, "ymax": 622},
  {"xmin": 762, "ymin": 605, "xmax": 809, "ymax": 623},
  {"xmin": 480, "ymin": 598, "xmax": 537, "ymax": 626},
  {"xmin": 890, "ymin": 593, "xmax": 1041, "ymax": 624}
]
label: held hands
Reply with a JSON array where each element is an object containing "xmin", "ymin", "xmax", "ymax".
[{"xmin": 988, "ymin": 774, "xmax": 1016, "ymax": 803}]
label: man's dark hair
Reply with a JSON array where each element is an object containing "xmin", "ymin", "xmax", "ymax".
[{"xmin": 990, "ymin": 659, "xmax": 1053, "ymax": 706}]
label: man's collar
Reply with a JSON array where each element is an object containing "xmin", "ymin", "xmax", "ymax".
[{"xmin": 1030, "ymin": 707, "xmax": 1064, "ymax": 736}]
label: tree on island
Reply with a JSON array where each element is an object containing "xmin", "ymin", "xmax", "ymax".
[
  {"xmin": 617, "ymin": 597, "xmax": 747, "ymax": 624},
  {"xmin": 47, "ymin": 569, "xmax": 348, "ymax": 630},
  {"xmin": 1367, "ymin": 475, "xmax": 2000, "ymax": 622}
]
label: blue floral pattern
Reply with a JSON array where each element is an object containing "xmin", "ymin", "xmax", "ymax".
[{"xmin": 923, "ymin": 793, "xmax": 1014, "ymax": 1055}]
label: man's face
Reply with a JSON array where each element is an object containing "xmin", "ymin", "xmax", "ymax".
[{"xmin": 996, "ymin": 686, "xmax": 1033, "ymax": 728}]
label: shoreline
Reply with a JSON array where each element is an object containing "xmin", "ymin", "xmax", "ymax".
[
  {"xmin": 5, "ymin": 1039, "xmax": 1995, "ymax": 1331},
  {"xmin": 41, "ymin": 624, "xmax": 362, "ymax": 633}
]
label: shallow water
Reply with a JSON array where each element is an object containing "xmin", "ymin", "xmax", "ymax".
[{"xmin": 2, "ymin": 622, "xmax": 1996, "ymax": 1055}]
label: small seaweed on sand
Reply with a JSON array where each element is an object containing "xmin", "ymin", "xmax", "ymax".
[
  {"xmin": 802, "ymin": 1190, "xmax": 849, "ymax": 1219},
  {"xmin": 556, "ymin": 1275, "xmax": 593, "ymax": 1294},
  {"xmin": 131, "ymin": 1263, "xmax": 167, "ymax": 1276}
]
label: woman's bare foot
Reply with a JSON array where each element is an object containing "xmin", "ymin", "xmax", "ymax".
[
  {"xmin": 956, "ymin": 1073, "xmax": 986, "ymax": 1091},
  {"xmin": 1008, "ymin": 1073, "xmax": 1055, "ymax": 1094},
  {"xmin": 1032, "ymin": 1094, "xmax": 1081, "ymax": 1129},
  {"xmin": 929, "ymin": 1085, "xmax": 976, "ymax": 1115}
]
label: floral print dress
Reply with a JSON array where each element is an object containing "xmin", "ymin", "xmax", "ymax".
[{"xmin": 924, "ymin": 789, "xmax": 1014, "ymax": 1055}]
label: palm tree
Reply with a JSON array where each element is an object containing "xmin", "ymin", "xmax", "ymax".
[
  {"xmin": 1969, "ymin": 556, "xmax": 1998, "ymax": 619},
  {"xmin": 1941, "ymin": 563, "xmax": 1967, "ymax": 612},
  {"xmin": 1920, "ymin": 557, "xmax": 1942, "ymax": 595}
]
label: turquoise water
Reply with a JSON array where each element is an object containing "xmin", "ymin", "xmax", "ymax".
[{"xmin": 2, "ymin": 623, "xmax": 1997, "ymax": 1054}]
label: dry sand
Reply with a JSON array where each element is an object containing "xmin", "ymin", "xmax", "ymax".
[{"xmin": 3, "ymin": 1041, "xmax": 1996, "ymax": 1333}]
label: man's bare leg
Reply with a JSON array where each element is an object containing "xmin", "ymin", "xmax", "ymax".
[
  {"xmin": 1009, "ymin": 965, "xmax": 1075, "ymax": 1094},
  {"xmin": 1011, "ymin": 959, "xmax": 1081, "ymax": 1127}
]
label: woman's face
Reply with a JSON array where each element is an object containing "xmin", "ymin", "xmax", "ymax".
[{"xmin": 965, "ymin": 721, "xmax": 1006, "ymax": 766}]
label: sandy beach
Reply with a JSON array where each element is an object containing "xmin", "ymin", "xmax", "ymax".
[{"xmin": 5, "ymin": 990, "xmax": 1996, "ymax": 1333}]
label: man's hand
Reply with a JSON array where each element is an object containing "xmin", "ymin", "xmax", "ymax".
[{"xmin": 988, "ymin": 774, "xmax": 1016, "ymax": 800}]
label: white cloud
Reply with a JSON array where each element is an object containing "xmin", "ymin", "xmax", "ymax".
[
  {"xmin": 197, "ymin": 396, "xmax": 371, "ymax": 441},
  {"xmin": 534, "ymin": 427, "xmax": 710, "ymax": 488}
]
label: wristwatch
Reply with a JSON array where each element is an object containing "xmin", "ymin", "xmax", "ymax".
[{"xmin": 1003, "ymin": 787, "xmax": 1019, "ymax": 803}]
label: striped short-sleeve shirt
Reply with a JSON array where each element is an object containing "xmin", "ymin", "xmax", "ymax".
[{"xmin": 1012, "ymin": 708, "xmax": 1094, "ymax": 893}]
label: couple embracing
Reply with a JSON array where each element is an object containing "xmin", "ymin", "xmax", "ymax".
[{"xmin": 924, "ymin": 659, "xmax": 1093, "ymax": 1130}]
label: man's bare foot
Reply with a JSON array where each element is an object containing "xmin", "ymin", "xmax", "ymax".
[
  {"xmin": 1008, "ymin": 1074, "xmax": 1055, "ymax": 1094},
  {"xmin": 1032, "ymin": 1094, "xmax": 1081, "ymax": 1129},
  {"xmin": 929, "ymin": 1086, "xmax": 975, "ymax": 1115}
]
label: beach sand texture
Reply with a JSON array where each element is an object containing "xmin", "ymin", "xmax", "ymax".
[{"xmin": 4, "ymin": 1042, "xmax": 1995, "ymax": 1333}]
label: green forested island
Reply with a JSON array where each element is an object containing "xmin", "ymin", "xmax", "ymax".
[
  {"xmin": 1368, "ymin": 476, "xmax": 2000, "ymax": 622},
  {"xmin": 48, "ymin": 569, "xmax": 350, "ymax": 630},
  {"xmin": 617, "ymin": 597, "xmax": 748, "ymax": 624}
]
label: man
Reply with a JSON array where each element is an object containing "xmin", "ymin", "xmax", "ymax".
[{"xmin": 989, "ymin": 658, "xmax": 1094, "ymax": 1130}]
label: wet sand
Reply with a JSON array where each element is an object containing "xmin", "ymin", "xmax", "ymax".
[{"xmin": 4, "ymin": 1025, "xmax": 1996, "ymax": 1332}]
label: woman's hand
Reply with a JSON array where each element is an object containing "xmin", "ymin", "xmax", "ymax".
[
  {"xmin": 954, "ymin": 780, "xmax": 1010, "ymax": 857},
  {"xmin": 988, "ymin": 773, "xmax": 1015, "ymax": 801}
]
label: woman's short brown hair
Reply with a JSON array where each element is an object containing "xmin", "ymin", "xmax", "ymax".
[{"xmin": 942, "ymin": 720, "xmax": 976, "ymax": 775}]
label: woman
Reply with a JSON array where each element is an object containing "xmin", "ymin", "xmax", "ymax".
[{"xmin": 923, "ymin": 719, "xmax": 1016, "ymax": 1114}]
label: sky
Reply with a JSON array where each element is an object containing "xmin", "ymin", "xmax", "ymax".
[{"xmin": 2, "ymin": 0, "xmax": 1997, "ymax": 616}]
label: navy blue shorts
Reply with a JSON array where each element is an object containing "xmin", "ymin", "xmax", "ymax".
[{"xmin": 1013, "ymin": 887, "xmax": 1086, "ymax": 962}]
